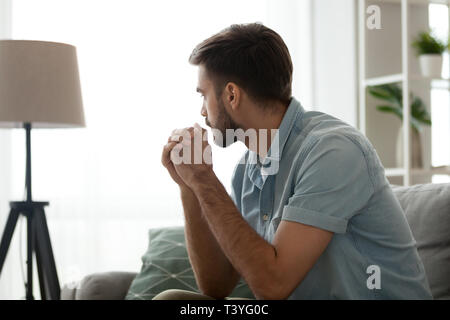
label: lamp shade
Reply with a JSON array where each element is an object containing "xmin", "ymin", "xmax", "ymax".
[{"xmin": 0, "ymin": 40, "xmax": 85, "ymax": 128}]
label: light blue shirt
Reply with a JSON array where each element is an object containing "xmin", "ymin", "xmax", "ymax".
[{"xmin": 230, "ymin": 97, "xmax": 432, "ymax": 299}]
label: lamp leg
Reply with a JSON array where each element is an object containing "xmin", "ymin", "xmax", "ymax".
[
  {"xmin": 33, "ymin": 206, "xmax": 60, "ymax": 300},
  {"xmin": 0, "ymin": 208, "xmax": 20, "ymax": 274},
  {"xmin": 1, "ymin": 201, "xmax": 60, "ymax": 300},
  {"xmin": 34, "ymin": 219, "xmax": 47, "ymax": 300},
  {"xmin": 25, "ymin": 210, "xmax": 34, "ymax": 300}
]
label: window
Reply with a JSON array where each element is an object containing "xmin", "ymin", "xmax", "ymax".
[{"xmin": 429, "ymin": 3, "xmax": 450, "ymax": 183}]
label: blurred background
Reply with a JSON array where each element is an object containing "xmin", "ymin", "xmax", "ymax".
[{"xmin": 0, "ymin": 0, "xmax": 449, "ymax": 299}]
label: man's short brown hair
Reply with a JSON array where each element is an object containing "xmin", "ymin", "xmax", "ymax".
[{"xmin": 189, "ymin": 23, "xmax": 293, "ymax": 106}]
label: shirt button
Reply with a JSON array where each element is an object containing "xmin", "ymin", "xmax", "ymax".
[{"xmin": 262, "ymin": 214, "xmax": 269, "ymax": 221}]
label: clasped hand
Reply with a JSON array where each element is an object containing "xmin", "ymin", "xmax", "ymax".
[{"xmin": 161, "ymin": 123, "xmax": 214, "ymax": 189}]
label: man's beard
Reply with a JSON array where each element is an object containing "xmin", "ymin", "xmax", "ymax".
[{"xmin": 206, "ymin": 98, "xmax": 240, "ymax": 148}]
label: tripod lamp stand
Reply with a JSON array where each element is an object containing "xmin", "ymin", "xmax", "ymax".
[{"xmin": 0, "ymin": 40, "xmax": 85, "ymax": 299}]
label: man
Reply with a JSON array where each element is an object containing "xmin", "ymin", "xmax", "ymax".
[{"xmin": 158, "ymin": 23, "xmax": 432, "ymax": 300}]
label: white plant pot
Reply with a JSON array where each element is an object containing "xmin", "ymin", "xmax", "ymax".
[{"xmin": 419, "ymin": 54, "xmax": 443, "ymax": 78}]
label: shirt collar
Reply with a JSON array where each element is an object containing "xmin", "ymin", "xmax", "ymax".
[{"xmin": 247, "ymin": 97, "xmax": 304, "ymax": 187}]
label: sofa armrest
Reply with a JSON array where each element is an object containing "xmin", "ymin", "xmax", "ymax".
[{"xmin": 61, "ymin": 271, "xmax": 138, "ymax": 300}]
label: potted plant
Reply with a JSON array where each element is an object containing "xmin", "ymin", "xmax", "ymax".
[
  {"xmin": 368, "ymin": 84, "xmax": 432, "ymax": 168},
  {"xmin": 412, "ymin": 30, "xmax": 446, "ymax": 78}
]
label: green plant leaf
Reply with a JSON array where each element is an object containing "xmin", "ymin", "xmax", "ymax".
[
  {"xmin": 410, "ymin": 117, "xmax": 422, "ymax": 132},
  {"xmin": 368, "ymin": 83, "xmax": 432, "ymax": 130},
  {"xmin": 376, "ymin": 105, "xmax": 403, "ymax": 120},
  {"xmin": 412, "ymin": 30, "xmax": 446, "ymax": 55},
  {"xmin": 368, "ymin": 85, "xmax": 401, "ymax": 107},
  {"xmin": 411, "ymin": 96, "xmax": 432, "ymax": 125}
]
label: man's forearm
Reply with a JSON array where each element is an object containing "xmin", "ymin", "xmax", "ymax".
[
  {"xmin": 180, "ymin": 186, "xmax": 240, "ymax": 298},
  {"xmin": 190, "ymin": 173, "xmax": 279, "ymax": 300}
]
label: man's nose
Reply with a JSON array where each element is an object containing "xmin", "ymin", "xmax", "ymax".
[{"xmin": 201, "ymin": 106, "xmax": 207, "ymax": 117}]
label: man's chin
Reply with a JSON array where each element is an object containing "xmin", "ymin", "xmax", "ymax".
[
  {"xmin": 210, "ymin": 127, "xmax": 237, "ymax": 148},
  {"xmin": 212, "ymin": 138, "xmax": 236, "ymax": 148}
]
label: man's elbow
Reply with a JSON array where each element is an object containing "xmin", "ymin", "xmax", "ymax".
[
  {"xmin": 196, "ymin": 270, "xmax": 240, "ymax": 299},
  {"xmin": 199, "ymin": 284, "xmax": 232, "ymax": 300},
  {"xmin": 251, "ymin": 273, "xmax": 294, "ymax": 300},
  {"xmin": 254, "ymin": 286, "xmax": 290, "ymax": 300}
]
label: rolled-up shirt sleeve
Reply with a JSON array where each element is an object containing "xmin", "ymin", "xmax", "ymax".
[{"xmin": 282, "ymin": 134, "xmax": 375, "ymax": 234}]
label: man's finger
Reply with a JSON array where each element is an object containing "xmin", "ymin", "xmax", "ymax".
[
  {"xmin": 193, "ymin": 123, "xmax": 208, "ymax": 139},
  {"xmin": 170, "ymin": 143, "xmax": 184, "ymax": 165},
  {"xmin": 161, "ymin": 141, "xmax": 179, "ymax": 166},
  {"xmin": 169, "ymin": 134, "xmax": 182, "ymax": 142},
  {"xmin": 171, "ymin": 128, "xmax": 183, "ymax": 135},
  {"xmin": 171, "ymin": 127, "xmax": 194, "ymax": 135}
]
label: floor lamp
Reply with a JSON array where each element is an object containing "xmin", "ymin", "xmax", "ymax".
[{"xmin": 0, "ymin": 40, "xmax": 85, "ymax": 300}]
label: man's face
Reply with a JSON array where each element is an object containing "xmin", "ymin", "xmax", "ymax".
[{"xmin": 196, "ymin": 66, "xmax": 240, "ymax": 147}]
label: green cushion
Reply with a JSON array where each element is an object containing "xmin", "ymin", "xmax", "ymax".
[{"xmin": 125, "ymin": 226, "xmax": 254, "ymax": 300}]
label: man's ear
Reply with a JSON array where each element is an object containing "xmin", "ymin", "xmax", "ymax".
[{"xmin": 224, "ymin": 82, "xmax": 241, "ymax": 111}]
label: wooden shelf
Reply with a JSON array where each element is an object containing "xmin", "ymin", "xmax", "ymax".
[
  {"xmin": 376, "ymin": 0, "xmax": 449, "ymax": 5},
  {"xmin": 385, "ymin": 168, "xmax": 406, "ymax": 177},
  {"xmin": 385, "ymin": 166, "xmax": 450, "ymax": 177},
  {"xmin": 363, "ymin": 73, "xmax": 404, "ymax": 86},
  {"xmin": 430, "ymin": 78, "xmax": 450, "ymax": 90},
  {"xmin": 363, "ymin": 73, "xmax": 450, "ymax": 87},
  {"xmin": 412, "ymin": 165, "xmax": 450, "ymax": 175},
  {"xmin": 358, "ymin": 0, "xmax": 450, "ymax": 186}
]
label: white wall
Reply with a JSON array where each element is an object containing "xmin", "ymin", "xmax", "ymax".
[
  {"xmin": 312, "ymin": 0, "xmax": 358, "ymax": 126},
  {"xmin": 266, "ymin": 0, "xmax": 314, "ymax": 109}
]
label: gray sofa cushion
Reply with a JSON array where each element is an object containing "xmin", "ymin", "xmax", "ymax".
[
  {"xmin": 125, "ymin": 227, "xmax": 254, "ymax": 300},
  {"xmin": 392, "ymin": 183, "xmax": 450, "ymax": 300},
  {"xmin": 60, "ymin": 271, "xmax": 138, "ymax": 300}
]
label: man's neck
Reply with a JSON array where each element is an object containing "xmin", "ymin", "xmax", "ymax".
[{"xmin": 243, "ymin": 101, "xmax": 288, "ymax": 158}]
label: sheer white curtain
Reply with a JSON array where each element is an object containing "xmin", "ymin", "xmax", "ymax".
[
  {"xmin": 0, "ymin": 0, "xmax": 312, "ymax": 298},
  {"xmin": 0, "ymin": 0, "xmax": 21, "ymax": 299}
]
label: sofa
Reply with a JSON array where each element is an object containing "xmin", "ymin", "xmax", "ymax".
[{"xmin": 61, "ymin": 182, "xmax": 450, "ymax": 300}]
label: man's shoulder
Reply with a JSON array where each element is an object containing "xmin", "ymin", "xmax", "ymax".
[
  {"xmin": 289, "ymin": 110, "xmax": 374, "ymax": 158},
  {"xmin": 288, "ymin": 112, "xmax": 384, "ymax": 191}
]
